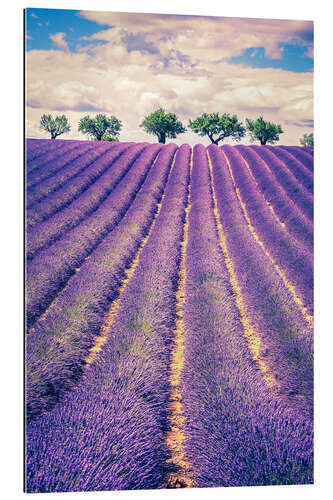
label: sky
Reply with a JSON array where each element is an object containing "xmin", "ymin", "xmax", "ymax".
[{"xmin": 25, "ymin": 8, "xmax": 313, "ymax": 145}]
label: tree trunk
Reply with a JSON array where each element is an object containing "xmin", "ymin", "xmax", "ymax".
[
  {"xmin": 260, "ymin": 138, "xmax": 267, "ymax": 145},
  {"xmin": 208, "ymin": 134, "xmax": 218, "ymax": 145},
  {"xmin": 158, "ymin": 133, "xmax": 166, "ymax": 144}
]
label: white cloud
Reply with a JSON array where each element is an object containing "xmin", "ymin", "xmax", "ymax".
[
  {"xmin": 79, "ymin": 11, "xmax": 313, "ymax": 61},
  {"xmin": 49, "ymin": 32, "xmax": 69, "ymax": 52}
]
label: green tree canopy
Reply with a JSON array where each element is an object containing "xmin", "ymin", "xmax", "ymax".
[
  {"xmin": 139, "ymin": 108, "xmax": 186, "ymax": 143},
  {"xmin": 39, "ymin": 114, "xmax": 70, "ymax": 139},
  {"xmin": 245, "ymin": 116, "xmax": 283, "ymax": 145},
  {"xmin": 188, "ymin": 112, "xmax": 245, "ymax": 145},
  {"xmin": 78, "ymin": 114, "xmax": 122, "ymax": 141},
  {"xmin": 300, "ymin": 132, "xmax": 314, "ymax": 146}
]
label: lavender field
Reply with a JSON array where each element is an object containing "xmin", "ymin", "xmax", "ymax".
[{"xmin": 25, "ymin": 138, "xmax": 313, "ymax": 492}]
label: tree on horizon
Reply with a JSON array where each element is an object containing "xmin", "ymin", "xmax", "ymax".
[
  {"xmin": 140, "ymin": 108, "xmax": 186, "ymax": 144},
  {"xmin": 245, "ymin": 116, "xmax": 283, "ymax": 145},
  {"xmin": 188, "ymin": 112, "xmax": 245, "ymax": 145},
  {"xmin": 300, "ymin": 132, "xmax": 314, "ymax": 146},
  {"xmin": 78, "ymin": 114, "xmax": 122, "ymax": 141},
  {"xmin": 39, "ymin": 114, "xmax": 70, "ymax": 139}
]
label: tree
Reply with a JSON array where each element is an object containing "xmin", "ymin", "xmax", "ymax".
[
  {"xmin": 188, "ymin": 112, "xmax": 245, "ymax": 145},
  {"xmin": 300, "ymin": 132, "xmax": 314, "ymax": 146},
  {"xmin": 245, "ymin": 116, "xmax": 283, "ymax": 145},
  {"xmin": 78, "ymin": 114, "xmax": 122, "ymax": 141},
  {"xmin": 140, "ymin": 108, "xmax": 186, "ymax": 143},
  {"xmin": 39, "ymin": 114, "xmax": 70, "ymax": 139}
]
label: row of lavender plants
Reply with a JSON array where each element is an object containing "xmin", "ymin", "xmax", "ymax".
[
  {"xmin": 26, "ymin": 139, "xmax": 60, "ymax": 165},
  {"xmin": 236, "ymin": 145, "xmax": 313, "ymax": 253},
  {"xmin": 26, "ymin": 139, "xmax": 79, "ymax": 172},
  {"xmin": 26, "ymin": 143, "xmax": 112, "ymax": 208},
  {"xmin": 251, "ymin": 145, "xmax": 313, "ymax": 222},
  {"xmin": 26, "ymin": 143, "xmax": 160, "ymax": 327},
  {"xmin": 26, "ymin": 144, "xmax": 192, "ymax": 492},
  {"xmin": 280, "ymin": 146, "xmax": 314, "ymax": 172},
  {"xmin": 300, "ymin": 145, "xmax": 314, "ymax": 156},
  {"xmin": 222, "ymin": 145, "xmax": 313, "ymax": 314},
  {"xmin": 26, "ymin": 143, "xmax": 147, "ymax": 259},
  {"xmin": 26, "ymin": 141, "xmax": 83, "ymax": 181},
  {"xmin": 208, "ymin": 144, "xmax": 313, "ymax": 417},
  {"xmin": 26, "ymin": 144, "xmax": 147, "ymax": 259},
  {"xmin": 26, "ymin": 143, "xmax": 178, "ymax": 420},
  {"xmin": 265, "ymin": 145, "xmax": 313, "ymax": 193},
  {"xmin": 26, "ymin": 142, "xmax": 133, "ymax": 226},
  {"xmin": 180, "ymin": 144, "xmax": 313, "ymax": 486}
]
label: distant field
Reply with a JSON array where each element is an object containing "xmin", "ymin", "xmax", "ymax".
[{"xmin": 25, "ymin": 138, "xmax": 313, "ymax": 492}]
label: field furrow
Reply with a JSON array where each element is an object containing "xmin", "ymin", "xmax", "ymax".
[
  {"xmin": 26, "ymin": 140, "xmax": 79, "ymax": 172},
  {"xmin": 280, "ymin": 146, "xmax": 314, "ymax": 172},
  {"xmin": 26, "ymin": 142, "xmax": 112, "ymax": 207},
  {"xmin": 235, "ymin": 145, "xmax": 313, "ymax": 253},
  {"xmin": 26, "ymin": 143, "xmax": 178, "ymax": 420},
  {"xmin": 222, "ymin": 145, "xmax": 313, "ymax": 317},
  {"xmin": 26, "ymin": 141, "xmax": 85, "ymax": 181},
  {"xmin": 26, "ymin": 143, "xmax": 133, "ymax": 226},
  {"xmin": 207, "ymin": 145, "xmax": 313, "ymax": 417},
  {"xmin": 179, "ymin": 144, "xmax": 313, "ymax": 487},
  {"xmin": 164, "ymin": 149, "xmax": 194, "ymax": 489},
  {"xmin": 26, "ymin": 140, "xmax": 57, "ymax": 165},
  {"xmin": 251, "ymin": 145, "xmax": 313, "ymax": 222},
  {"xmin": 26, "ymin": 144, "xmax": 161, "ymax": 328},
  {"xmin": 265, "ymin": 146, "xmax": 313, "ymax": 193},
  {"xmin": 26, "ymin": 146, "xmax": 141, "ymax": 259},
  {"xmin": 26, "ymin": 144, "xmax": 192, "ymax": 492},
  {"xmin": 300, "ymin": 145, "xmax": 314, "ymax": 156},
  {"xmin": 26, "ymin": 144, "xmax": 143, "ymax": 258}
]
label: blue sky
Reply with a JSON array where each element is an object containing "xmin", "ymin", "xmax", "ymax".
[
  {"xmin": 25, "ymin": 8, "xmax": 109, "ymax": 52},
  {"xmin": 227, "ymin": 44, "xmax": 313, "ymax": 73}
]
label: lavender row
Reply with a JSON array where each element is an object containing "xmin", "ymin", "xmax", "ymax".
[
  {"xmin": 26, "ymin": 142, "xmax": 112, "ymax": 207},
  {"xmin": 26, "ymin": 143, "xmax": 161, "ymax": 328},
  {"xmin": 181, "ymin": 145, "xmax": 313, "ymax": 486},
  {"xmin": 26, "ymin": 141, "xmax": 82, "ymax": 179},
  {"xmin": 236, "ymin": 145, "xmax": 313, "ymax": 253},
  {"xmin": 26, "ymin": 139, "xmax": 74, "ymax": 168},
  {"xmin": 279, "ymin": 146, "xmax": 314, "ymax": 172},
  {"xmin": 26, "ymin": 144, "xmax": 191, "ymax": 492},
  {"xmin": 26, "ymin": 142, "xmax": 132, "ymax": 225},
  {"xmin": 251, "ymin": 145, "xmax": 313, "ymax": 222},
  {"xmin": 223, "ymin": 145, "xmax": 313, "ymax": 314},
  {"xmin": 300, "ymin": 145, "xmax": 314, "ymax": 156},
  {"xmin": 265, "ymin": 146, "xmax": 313, "ymax": 193},
  {"xmin": 26, "ymin": 139, "xmax": 56, "ymax": 164},
  {"xmin": 26, "ymin": 143, "xmax": 146, "ymax": 259},
  {"xmin": 26, "ymin": 143, "xmax": 178, "ymax": 420},
  {"xmin": 208, "ymin": 145, "xmax": 313, "ymax": 418}
]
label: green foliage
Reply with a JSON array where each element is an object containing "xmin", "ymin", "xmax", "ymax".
[
  {"xmin": 188, "ymin": 112, "xmax": 245, "ymax": 145},
  {"xmin": 78, "ymin": 114, "xmax": 122, "ymax": 141},
  {"xmin": 99, "ymin": 134, "xmax": 119, "ymax": 142},
  {"xmin": 245, "ymin": 116, "xmax": 283, "ymax": 145},
  {"xmin": 300, "ymin": 132, "xmax": 314, "ymax": 146},
  {"xmin": 39, "ymin": 114, "xmax": 70, "ymax": 139},
  {"xmin": 139, "ymin": 108, "xmax": 186, "ymax": 143}
]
